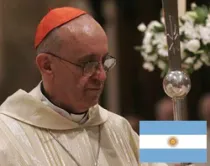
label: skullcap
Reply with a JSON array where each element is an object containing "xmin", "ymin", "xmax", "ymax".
[{"xmin": 34, "ymin": 7, "xmax": 86, "ymax": 48}]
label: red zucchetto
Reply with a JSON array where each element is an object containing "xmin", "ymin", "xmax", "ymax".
[{"xmin": 34, "ymin": 7, "xmax": 86, "ymax": 48}]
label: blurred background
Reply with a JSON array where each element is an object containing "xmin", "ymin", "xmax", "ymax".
[{"xmin": 0, "ymin": 0, "xmax": 210, "ymax": 133}]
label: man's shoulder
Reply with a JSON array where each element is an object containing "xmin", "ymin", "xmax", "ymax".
[
  {"xmin": 0, "ymin": 113, "xmax": 20, "ymax": 131},
  {"xmin": 0, "ymin": 113, "xmax": 11, "ymax": 125},
  {"xmin": 0, "ymin": 113, "xmax": 29, "ymax": 137},
  {"xmin": 0, "ymin": 114, "xmax": 16, "ymax": 145},
  {"xmin": 99, "ymin": 106, "xmax": 132, "ymax": 129}
]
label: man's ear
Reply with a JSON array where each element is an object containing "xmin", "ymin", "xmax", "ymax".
[{"xmin": 36, "ymin": 53, "xmax": 53, "ymax": 75}]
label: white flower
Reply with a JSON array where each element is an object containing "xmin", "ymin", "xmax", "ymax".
[
  {"xmin": 201, "ymin": 54, "xmax": 210, "ymax": 66},
  {"xmin": 158, "ymin": 48, "xmax": 168, "ymax": 57},
  {"xmin": 185, "ymin": 39, "xmax": 200, "ymax": 53},
  {"xmin": 201, "ymin": 54, "xmax": 208, "ymax": 62},
  {"xmin": 143, "ymin": 45, "xmax": 153, "ymax": 53},
  {"xmin": 181, "ymin": 22, "xmax": 199, "ymax": 39},
  {"xmin": 193, "ymin": 60, "xmax": 203, "ymax": 70},
  {"xmin": 141, "ymin": 52, "xmax": 147, "ymax": 59},
  {"xmin": 191, "ymin": 3, "xmax": 197, "ymax": 9},
  {"xmin": 137, "ymin": 23, "xmax": 146, "ymax": 32},
  {"xmin": 148, "ymin": 21, "xmax": 162, "ymax": 31},
  {"xmin": 146, "ymin": 54, "xmax": 158, "ymax": 62},
  {"xmin": 143, "ymin": 62, "xmax": 154, "ymax": 71},
  {"xmin": 185, "ymin": 57, "xmax": 195, "ymax": 64},
  {"xmin": 143, "ymin": 32, "xmax": 153, "ymax": 45},
  {"xmin": 157, "ymin": 60, "xmax": 166, "ymax": 70},
  {"xmin": 181, "ymin": 13, "xmax": 195, "ymax": 24},
  {"xmin": 141, "ymin": 52, "xmax": 158, "ymax": 62},
  {"xmin": 199, "ymin": 26, "xmax": 210, "ymax": 45},
  {"xmin": 136, "ymin": 5, "xmax": 210, "ymax": 76},
  {"xmin": 153, "ymin": 33, "xmax": 166, "ymax": 45}
]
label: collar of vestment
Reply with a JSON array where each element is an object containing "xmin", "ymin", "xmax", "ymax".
[
  {"xmin": 0, "ymin": 84, "xmax": 108, "ymax": 130},
  {"xmin": 39, "ymin": 82, "xmax": 88, "ymax": 124}
]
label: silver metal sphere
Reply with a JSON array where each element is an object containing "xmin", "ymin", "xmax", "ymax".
[{"xmin": 163, "ymin": 70, "xmax": 191, "ymax": 98}]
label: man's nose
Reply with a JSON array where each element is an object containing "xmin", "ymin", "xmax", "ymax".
[{"xmin": 92, "ymin": 64, "xmax": 107, "ymax": 81}]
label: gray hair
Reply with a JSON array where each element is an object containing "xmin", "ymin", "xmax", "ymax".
[{"xmin": 36, "ymin": 28, "xmax": 62, "ymax": 56}]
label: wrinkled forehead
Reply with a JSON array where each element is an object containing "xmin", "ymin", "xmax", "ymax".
[{"xmin": 58, "ymin": 15, "xmax": 108, "ymax": 61}]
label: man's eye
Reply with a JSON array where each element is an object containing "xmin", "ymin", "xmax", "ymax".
[{"xmin": 79, "ymin": 61, "xmax": 89, "ymax": 66}]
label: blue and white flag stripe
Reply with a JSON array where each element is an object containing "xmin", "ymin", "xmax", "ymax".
[
  {"xmin": 139, "ymin": 149, "xmax": 207, "ymax": 163},
  {"xmin": 140, "ymin": 121, "xmax": 207, "ymax": 135},
  {"xmin": 139, "ymin": 135, "xmax": 206, "ymax": 149},
  {"xmin": 139, "ymin": 121, "xmax": 207, "ymax": 163}
]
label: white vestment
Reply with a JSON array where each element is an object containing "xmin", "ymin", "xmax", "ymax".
[{"xmin": 0, "ymin": 84, "xmax": 168, "ymax": 166}]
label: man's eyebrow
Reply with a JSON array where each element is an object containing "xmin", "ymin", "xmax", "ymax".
[
  {"xmin": 78, "ymin": 53, "xmax": 109, "ymax": 62},
  {"xmin": 78, "ymin": 54, "xmax": 95, "ymax": 62}
]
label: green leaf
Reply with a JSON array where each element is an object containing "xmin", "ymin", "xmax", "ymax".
[
  {"xmin": 153, "ymin": 25, "xmax": 165, "ymax": 33},
  {"xmin": 195, "ymin": 50, "xmax": 205, "ymax": 54},
  {"xmin": 194, "ymin": 5, "xmax": 209, "ymax": 24}
]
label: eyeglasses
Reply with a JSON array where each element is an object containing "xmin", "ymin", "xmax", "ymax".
[{"xmin": 44, "ymin": 52, "xmax": 116, "ymax": 77}]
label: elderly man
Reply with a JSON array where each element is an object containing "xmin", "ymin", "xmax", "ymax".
[{"xmin": 0, "ymin": 7, "xmax": 169, "ymax": 166}]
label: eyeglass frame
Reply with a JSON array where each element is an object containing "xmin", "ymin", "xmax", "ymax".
[{"xmin": 42, "ymin": 52, "xmax": 116, "ymax": 76}]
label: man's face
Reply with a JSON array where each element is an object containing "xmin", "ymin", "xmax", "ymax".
[{"xmin": 51, "ymin": 16, "xmax": 109, "ymax": 112}]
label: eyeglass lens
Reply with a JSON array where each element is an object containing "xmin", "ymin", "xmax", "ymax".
[{"xmin": 83, "ymin": 58, "xmax": 116, "ymax": 76}]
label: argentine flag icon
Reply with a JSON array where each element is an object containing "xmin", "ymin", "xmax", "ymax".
[{"xmin": 139, "ymin": 121, "xmax": 207, "ymax": 163}]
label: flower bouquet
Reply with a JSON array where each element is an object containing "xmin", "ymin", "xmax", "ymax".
[{"xmin": 135, "ymin": 3, "xmax": 210, "ymax": 77}]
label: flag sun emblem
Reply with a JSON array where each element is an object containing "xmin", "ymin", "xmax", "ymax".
[{"xmin": 168, "ymin": 136, "xmax": 178, "ymax": 147}]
